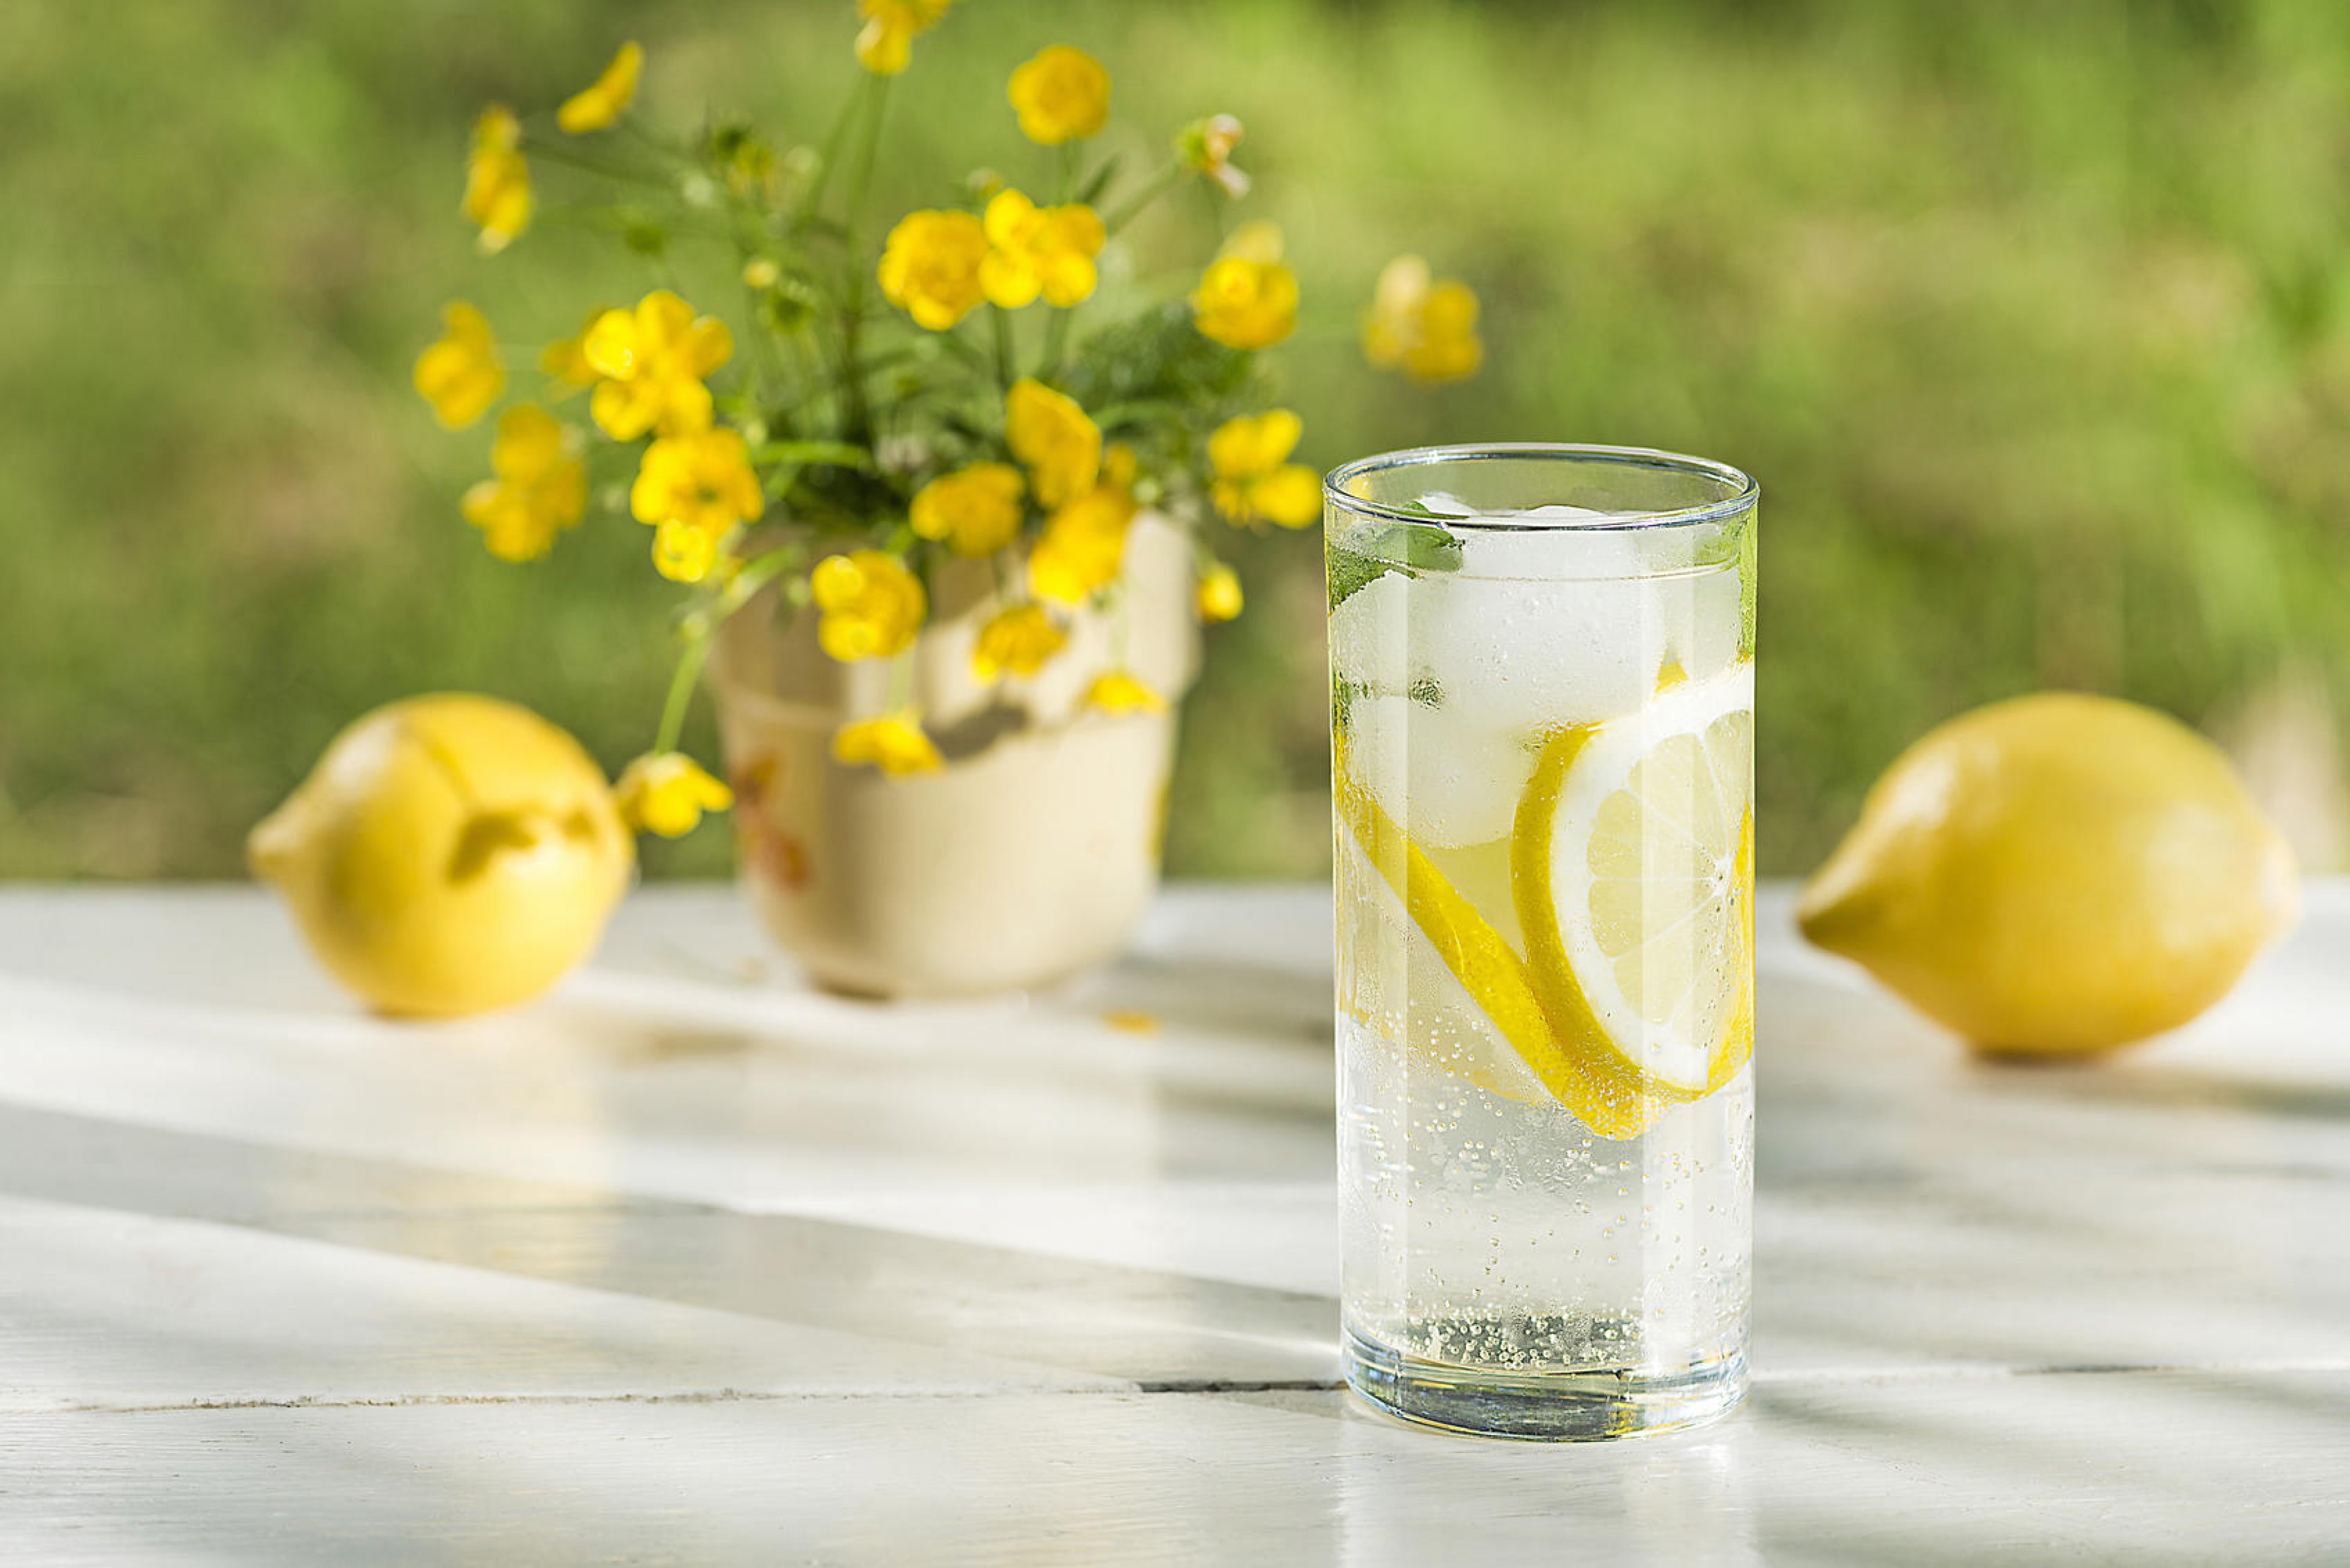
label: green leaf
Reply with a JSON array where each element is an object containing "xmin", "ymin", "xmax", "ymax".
[{"xmin": 1326, "ymin": 519, "xmax": 1463, "ymax": 608}]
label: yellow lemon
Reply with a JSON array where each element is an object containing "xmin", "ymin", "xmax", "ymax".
[
  {"xmin": 248, "ymin": 695, "xmax": 634, "ymax": 1017},
  {"xmin": 1797, "ymin": 692, "xmax": 2297, "ymax": 1057}
]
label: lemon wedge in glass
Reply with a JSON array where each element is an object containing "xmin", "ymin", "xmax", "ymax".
[
  {"xmin": 1336, "ymin": 741, "xmax": 1658, "ymax": 1139},
  {"xmin": 1512, "ymin": 665, "xmax": 1755, "ymax": 1094}
]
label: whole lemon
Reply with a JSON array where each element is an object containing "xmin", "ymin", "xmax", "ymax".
[
  {"xmin": 249, "ymin": 695, "xmax": 634, "ymax": 1017},
  {"xmin": 1797, "ymin": 693, "xmax": 2296, "ymax": 1057}
]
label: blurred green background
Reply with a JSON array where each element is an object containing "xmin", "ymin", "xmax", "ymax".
[{"xmin": 8, "ymin": 0, "xmax": 2350, "ymax": 881}]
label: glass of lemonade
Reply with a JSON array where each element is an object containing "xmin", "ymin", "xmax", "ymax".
[{"xmin": 1325, "ymin": 444, "xmax": 1758, "ymax": 1440}]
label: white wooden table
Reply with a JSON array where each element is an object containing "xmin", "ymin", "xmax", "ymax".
[{"xmin": 2, "ymin": 883, "xmax": 2347, "ymax": 1564}]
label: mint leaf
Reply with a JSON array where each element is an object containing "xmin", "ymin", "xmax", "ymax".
[{"xmin": 1327, "ymin": 519, "xmax": 1464, "ymax": 608}]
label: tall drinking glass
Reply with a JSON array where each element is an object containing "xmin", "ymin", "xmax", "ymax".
[{"xmin": 1327, "ymin": 444, "xmax": 1758, "ymax": 1439}]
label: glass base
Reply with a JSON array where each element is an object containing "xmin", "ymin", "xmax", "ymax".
[{"xmin": 1343, "ymin": 1326, "xmax": 1748, "ymax": 1441}]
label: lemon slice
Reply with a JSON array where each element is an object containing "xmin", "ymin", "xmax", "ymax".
[
  {"xmin": 1513, "ymin": 664, "xmax": 1755, "ymax": 1093},
  {"xmin": 1334, "ymin": 747, "xmax": 1655, "ymax": 1139},
  {"xmin": 1336, "ymin": 830, "xmax": 1551, "ymax": 1109}
]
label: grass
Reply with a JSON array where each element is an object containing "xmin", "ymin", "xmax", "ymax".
[{"xmin": 7, "ymin": 0, "xmax": 2350, "ymax": 879}]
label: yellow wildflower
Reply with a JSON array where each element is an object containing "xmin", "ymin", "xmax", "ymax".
[
  {"xmin": 650, "ymin": 519, "xmax": 725, "ymax": 583},
  {"xmin": 628, "ymin": 426, "xmax": 764, "ymax": 565},
  {"xmin": 557, "ymin": 42, "xmax": 643, "ymax": 134},
  {"xmin": 1191, "ymin": 222, "xmax": 1297, "ymax": 350},
  {"xmin": 833, "ymin": 713, "xmax": 944, "ymax": 775},
  {"xmin": 1176, "ymin": 114, "xmax": 1249, "ymax": 199},
  {"xmin": 1086, "ymin": 671, "xmax": 1166, "ymax": 715},
  {"xmin": 1004, "ymin": 378, "xmax": 1101, "ymax": 508},
  {"xmin": 463, "ymin": 105, "xmax": 531, "ymax": 254},
  {"xmin": 741, "ymin": 257, "xmax": 781, "ymax": 290},
  {"xmin": 878, "ymin": 209, "xmax": 990, "ymax": 331},
  {"xmin": 910, "ymin": 462, "xmax": 1025, "ymax": 556},
  {"xmin": 981, "ymin": 190, "xmax": 1105, "ymax": 310},
  {"xmin": 1208, "ymin": 410, "xmax": 1319, "ymax": 529},
  {"xmin": 971, "ymin": 604, "xmax": 1068, "ymax": 683},
  {"xmin": 412, "ymin": 301, "xmax": 504, "ymax": 429},
  {"xmin": 1028, "ymin": 471, "xmax": 1137, "ymax": 605},
  {"xmin": 538, "ymin": 306, "xmax": 610, "ymax": 393},
  {"xmin": 1007, "ymin": 46, "xmax": 1110, "ymax": 145},
  {"xmin": 585, "ymin": 290, "xmax": 734, "ymax": 441},
  {"xmin": 616, "ymin": 752, "xmax": 734, "ymax": 837},
  {"xmin": 461, "ymin": 405, "xmax": 586, "ymax": 562},
  {"xmin": 1364, "ymin": 255, "xmax": 1484, "ymax": 385},
  {"xmin": 855, "ymin": 0, "xmax": 953, "ymax": 76},
  {"xmin": 812, "ymin": 550, "xmax": 927, "ymax": 662},
  {"xmin": 1197, "ymin": 563, "xmax": 1244, "ymax": 623}
]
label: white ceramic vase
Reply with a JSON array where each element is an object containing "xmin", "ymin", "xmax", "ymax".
[{"xmin": 707, "ymin": 513, "xmax": 1201, "ymax": 997}]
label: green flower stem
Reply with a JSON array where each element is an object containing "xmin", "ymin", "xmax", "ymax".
[
  {"xmin": 740, "ymin": 280, "xmax": 789, "ymax": 403},
  {"xmin": 519, "ymin": 137, "xmax": 667, "ymax": 187},
  {"xmin": 1102, "ymin": 161, "xmax": 1184, "ymax": 236},
  {"xmin": 649, "ymin": 543, "xmax": 808, "ymax": 757},
  {"xmin": 837, "ymin": 76, "xmax": 893, "ymax": 443},
  {"xmin": 617, "ymin": 114, "xmax": 689, "ymax": 162},
  {"xmin": 1056, "ymin": 143, "xmax": 1078, "ymax": 204},
  {"xmin": 990, "ymin": 304, "xmax": 1016, "ymax": 393},
  {"xmin": 1039, "ymin": 303, "xmax": 1074, "ymax": 381},
  {"xmin": 796, "ymin": 77, "xmax": 870, "ymax": 228},
  {"xmin": 652, "ymin": 623, "xmax": 714, "ymax": 756}
]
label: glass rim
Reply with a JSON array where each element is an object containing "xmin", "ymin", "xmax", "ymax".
[{"xmin": 1322, "ymin": 442, "xmax": 1760, "ymax": 532}]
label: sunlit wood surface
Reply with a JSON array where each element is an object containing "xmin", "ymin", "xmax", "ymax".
[{"xmin": 3, "ymin": 883, "xmax": 2346, "ymax": 1563}]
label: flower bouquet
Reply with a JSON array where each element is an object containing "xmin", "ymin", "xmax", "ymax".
[{"xmin": 412, "ymin": 4, "xmax": 1480, "ymax": 995}]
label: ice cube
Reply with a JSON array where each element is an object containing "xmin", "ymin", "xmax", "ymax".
[
  {"xmin": 1327, "ymin": 571, "xmax": 1413, "ymax": 692},
  {"xmin": 1406, "ymin": 564, "xmax": 1666, "ymax": 731},
  {"xmin": 1454, "ymin": 512, "xmax": 1646, "ymax": 581},
  {"xmin": 1342, "ymin": 690, "xmax": 1541, "ymax": 849},
  {"xmin": 1658, "ymin": 565, "xmax": 1743, "ymax": 680}
]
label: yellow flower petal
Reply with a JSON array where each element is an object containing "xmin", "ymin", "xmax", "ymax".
[
  {"xmin": 1191, "ymin": 253, "xmax": 1297, "ymax": 351},
  {"xmin": 1364, "ymin": 255, "xmax": 1483, "ymax": 385},
  {"xmin": 1251, "ymin": 465, "xmax": 1322, "ymax": 529},
  {"xmin": 1005, "ymin": 378, "xmax": 1101, "ymax": 508},
  {"xmin": 811, "ymin": 550, "xmax": 927, "ymax": 663},
  {"xmin": 1197, "ymin": 563, "xmax": 1243, "ymax": 623},
  {"xmin": 628, "ymin": 427, "xmax": 763, "ymax": 539},
  {"xmin": 910, "ymin": 463, "xmax": 1025, "ymax": 556},
  {"xmin": 971, "ymin": 604, "xmax": 1067, "ymax": 683},
  {"xmin": 854, "ymin": 0, "xmax": 951, "ymax": 75},
  {"xmin": 616, "ymin": 751, "xmax": 733, "ymax": 837},
  {"xmin": 463, "ymin": 452, "xmax": 580, "ymax": 563},
  {"xmin": 1085, "ymin": 671, "xmax": 1166, "ymax": 716},
  {"xmin": 651, "ymin": 518, "xmax": 722, "ymax": 582},
  {"xmin": 1207, "ymin": 409, "xmax": 1303, "ymax": 480},
  {"xmin": 979, "ymin": 191, "xmax": 1104, "ymax": 312},
  {"xmin": 462, "ymin": 105, "xmax": 531, "ymax": 253},
  {"xmin": 583, "ymin": 291, "xmax": 733, "ymax": 439},
  {"xmin": 1007, "ymin": 45, "xmax": 1110, "ymax": 146},
  {"xmin": 832, "ymin": 713, "xmax": 943, "ymax": 775},
  {"xmin": 413, "ymin": 300, "xmax": 504, "ymax": 429},
  {"xmin": 557, "ymin": 41, "xmax": 644, "ymax": 134},
  {"xmin": 538, "ymin": 306, "xmax": 610, "ymax": 391},
  {"xmin": 1026, "ymin": 481, "xmax": 1135, "ymax": 606},
  {"xmin": 878, "ymin": 209, "xmax": 991, "ymax": 330},
  {"xmin": 1221, "ymin": 221, "xmax": 1285, "ymax": 265}
]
